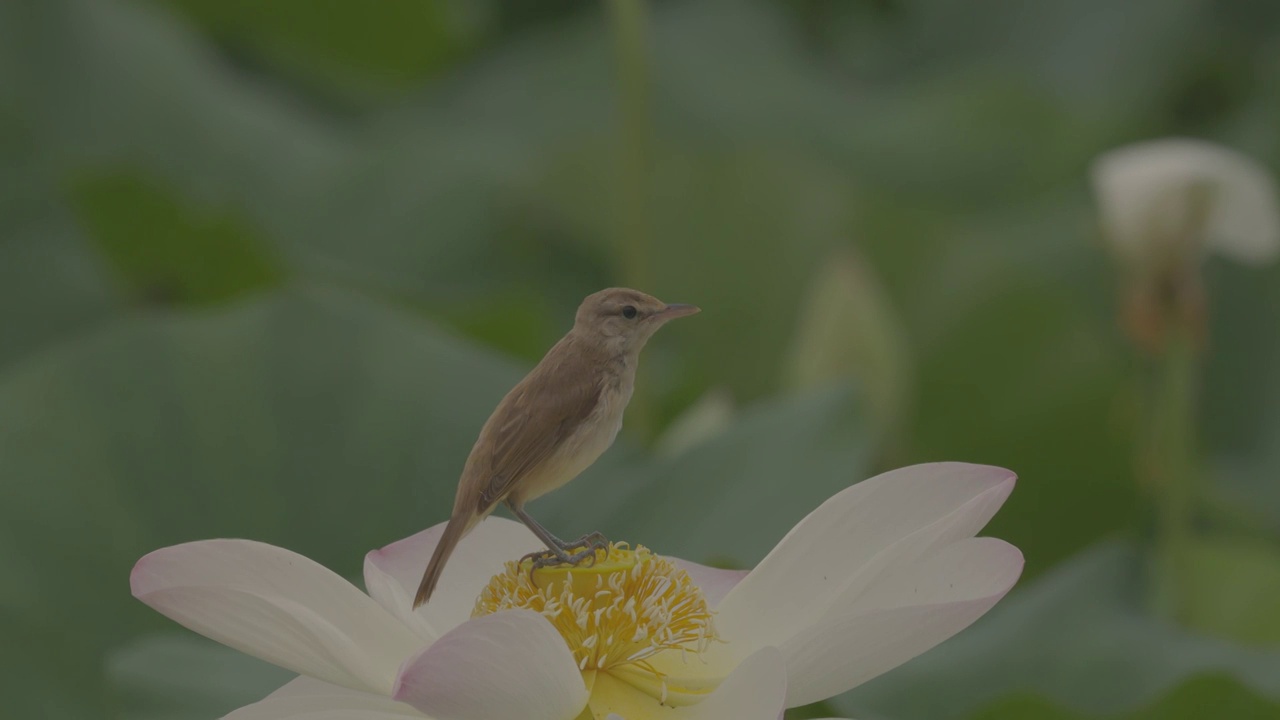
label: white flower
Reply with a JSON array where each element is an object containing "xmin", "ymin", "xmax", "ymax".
[
  {"xmin": 130, "ymin": 462, "xmax": 1023, "ymax": 720},
  {"xmin": 1091, "ymin": 138, "xmax": 1280, "ymax": 266}
]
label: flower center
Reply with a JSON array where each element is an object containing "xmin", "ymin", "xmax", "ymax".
[{"xmin": 472, "ymin": 544, "xmax": 718, "ymax": 674}]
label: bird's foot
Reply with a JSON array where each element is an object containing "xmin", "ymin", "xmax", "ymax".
[
  {"xmin": 532, "ymin": 546, "xmax": 601, "ymax": 573},
  {"xmin": 561, "ymin": 531, "xmax": 610, "ymax": 554},
  {"xmin": 519, "ymin": 541, "xmax": 607, "ymax": 578},
  {"xmin": 519, "ymin": 548, "xmax": 560, "ymax": 567}
]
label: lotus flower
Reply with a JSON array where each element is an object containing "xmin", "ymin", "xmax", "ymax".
[
  {"xmin": 130, "ymin": 462, "xmax": 1023, "ymax": 719},
  {"xmin": 1091, "ymin": 138, "xmax": 1280, "ymax": 266}
]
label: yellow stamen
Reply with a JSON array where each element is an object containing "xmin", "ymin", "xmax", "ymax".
[{"xmin": 473, "ymin": 544, "xmax": 718, "ymax": 674}]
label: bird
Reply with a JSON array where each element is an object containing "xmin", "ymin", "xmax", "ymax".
[{"xmin": 413, "ymin": 287, "xmax": 700, "ymax": 608}]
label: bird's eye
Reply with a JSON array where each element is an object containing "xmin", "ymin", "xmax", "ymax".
[{"xmin": 622, "ymin": 305, "xmax": 638, "ymax": 319}]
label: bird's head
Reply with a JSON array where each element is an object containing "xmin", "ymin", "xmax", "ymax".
[{"xmin": 573, "ymin": 287, "xmax": 700, "ymax": 356}]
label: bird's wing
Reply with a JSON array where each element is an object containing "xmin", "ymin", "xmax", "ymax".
[{"xmin": 475, "ymin": 364, "xmax": 602, "ymax": 513}]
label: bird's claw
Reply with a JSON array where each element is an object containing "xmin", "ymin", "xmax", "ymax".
[
  {"xmin": 562, "ymin": 531, "xmax": 610, "ymax": 554},
  {"xmin": 518, "ymin": 548, "xmax": 558, "ymax": 567},
  {"xmin": 533, "ymin": 547, "xmax": 599, "ymax": 572},
  {"xmin": 520, "ymin": 533, "xmax": 611, "ymax": 579}
]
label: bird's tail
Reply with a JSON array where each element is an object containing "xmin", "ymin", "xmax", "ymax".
[{"xmin": 413, "ymin": 513, "xmax": 471, "ymax": 609}]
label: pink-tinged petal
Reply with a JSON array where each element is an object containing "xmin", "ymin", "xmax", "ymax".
[
  {"xmin": 716, "ymin": 463, "xmax": 1015, "ymax": 653},
  {"xmin": 669, "ymin": 558, "xmax": 748, "ymax": 608},
  {"xmin": 131, "ymin": 540, "xmax": 422, "ymax": 696},
  {"xmin": 392, "ymin": 610, "xmax": 588, "ymax": 720},
  {"xmin": 364, "ymin": 517, "xmax": 541, "ymax": 635},
  {"xmin": 779, "ymin": 537, "xmax": 1023, "ymax": 706},
  {"xmin": 224, "ymin": 676, "xmax": 423, "ymax": 718}
]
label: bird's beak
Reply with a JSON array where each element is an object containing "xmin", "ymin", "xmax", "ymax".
[{"xmin": 654, "ymin": 303, "xmax": 700, "ymax": 321}]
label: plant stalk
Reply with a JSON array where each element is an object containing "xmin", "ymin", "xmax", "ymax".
[
  {"xmin": 607, "ymin": 0, "xmax": 656, "ymax": 438},
  {"xmin": 1146, "ymin": 327, "xmax": 1200, "ymax": 622}
]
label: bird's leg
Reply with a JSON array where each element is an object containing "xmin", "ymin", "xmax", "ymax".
[
  {"xmin": 506, "ymin": 500, "xmax": 578, "ymax": 564},
  {"xmin": 529, "ymin": 546, "xmax": 600, "ymax": 572},
  {"xmin": 522, "ymin": 534, "xmax": 610, "ymax": 574},
  {"xmin": 505, "ymin": 499, "xmax": 573, "ymax": 548},
  {"xmin": 506, "ymin": 501, "xmax": 606, "ymax": 572}
]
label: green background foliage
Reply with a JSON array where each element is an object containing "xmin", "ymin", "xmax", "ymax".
[{"xmin": 2, "ymin": 0, "xmax": 1279, "ymax": 718}]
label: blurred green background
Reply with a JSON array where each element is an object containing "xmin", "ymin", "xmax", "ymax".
[{"xmin": 3, "ymin": 0, "xmax": 1280, "ymax": 718}]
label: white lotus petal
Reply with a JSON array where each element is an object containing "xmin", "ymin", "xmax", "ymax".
[
  {"xmin": 611, "ymin": 644, "xmax": 734, "ymax": 701},
  {"xmin": 260, "ymin": 675, "xmax": 378, "ymax": 700},
  {"xmin": 131, "ymin": 540, "xmax": 421, "ymax": 695},
  {"xmin": 1092, "ymin": 138, "xmax": 1280, "ymax": 265},
  {"xmin": 674, "ymin": 646, "xmax": 787, "ymax": 720},
  {"xmin": 716, "ymin": 463, "xmax": 1014, "ymax": 653},
  {"xmin": 670, "ymin": 558, "xmax": 748, "ymax": 607},
  {"xmin": 364, "ymin": 517, "xmax": 541, "ymax": 636},
  {"xmin": 392, "ymin": 610, "xmax": 588, "ymax": 720},
  {"xmin": 589, "ymin": 647, "xmax": 786, "ymax": 720},
  {"xmin": 224, "ymin": 676, "xmax": 423, "ymax": 718},
  {"xmin": 779, "ymin": 537, "xmax": 1023, "ymax": 706}
]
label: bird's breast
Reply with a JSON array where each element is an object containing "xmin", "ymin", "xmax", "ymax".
[{"xmin": 518, "ymin": 380, "xmax": 632, "ymax": 502}]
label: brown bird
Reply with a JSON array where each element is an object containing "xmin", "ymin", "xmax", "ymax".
[{"xmin": 413, "ymin": 288, "xmax": 700, "ymax": 608}]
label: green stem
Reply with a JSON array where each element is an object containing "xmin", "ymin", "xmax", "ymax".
[
  {"xmin": 608, "ymin": 0, "xmax": 653, "ymax": 291},
  {"xmin": 1146, "ymin": 329, "xmax": 1200, "ymax": 622},
  {"xmin": 607, "ymin": 0, "xmax": 656, "ymax": 439},
  {"xmin": 1137, "ymin": 182, "xmax": 1212, "ymax": 623}
]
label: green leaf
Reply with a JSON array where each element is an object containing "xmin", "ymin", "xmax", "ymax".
[
  {"xmin": 1202, "ymin": 258, "xmax": 1280, "ymax": 535},
  {"xmin": 70, "ymin": 170, "xmax": 284, "ymax": 305},
  {"xmin": 833, "ymin": 542, "xmax": 1280, "ymax": 720},
  {"xmin": 11, "ymin": 0, "xmax": 1130, "ymax": 415},
  {"xmin": 868, "ymin": 0, "xmax": 1206, "ymax": 116},
  {"xmin": 784, "ymin": 699, "xmax": 844, "ymax": 720},
  {"xmin": 0, "ymin": 114, "xmax": 122, "ymax": 370},
  {"xmin": 109, "ymin": 634, "xmax": 292, "ymax": 720},
  {"xmin": 0, "ymin": 201, "xmax": 122, "ymax": 371},
  {"xmin": 1183, "ymin": 537, "xmax": 1280, "ymax": 645},
  {"xmin": 0, "ymin": 287, "xmax": 522, "ymax": 717},
  {"xmin": 149, "ymin": 0, "xmax": 482, "ymax": 99},
  {"xmin": 12, "ymin": 0, "xmax": 856, "ymax": 402},
  {"xmin": 22, "ymin": 0, "xmax": 602, "ymax": 327},
  {"xmin": 971, "ymin": 675, "xmax": 1280, "ymax": 720}
]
